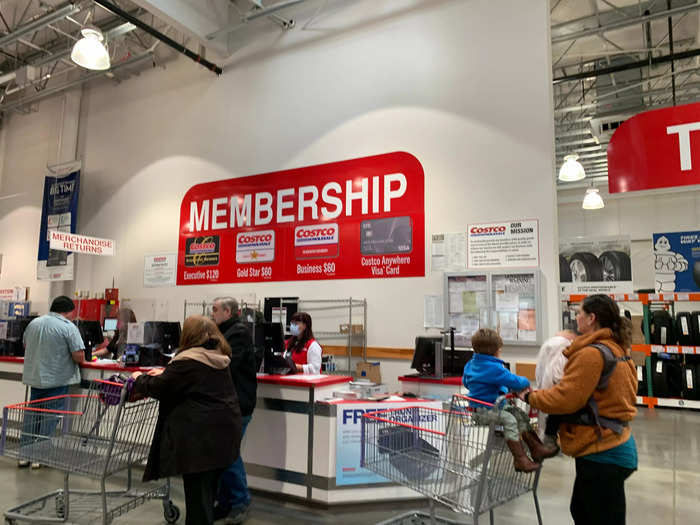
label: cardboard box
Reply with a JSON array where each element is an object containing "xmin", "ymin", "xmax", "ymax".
[
  {"xmin": 630, "ymin": 316, "xmax": 646, "ymax": 345},
  {"xmin": 340, "ymin": 323, "xmax": 364, "ymax": 335},
  {"xmin": 356, "ymin": 361, "xmax": 381, "ymax": 383},
  {"xmin": 516, "ymin": 362, "xmax": 537, "ymax": 383}
]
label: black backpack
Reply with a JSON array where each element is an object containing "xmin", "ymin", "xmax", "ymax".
[{"xmin": 562, "ymin": 343, "xmax": 632, "ymax": 437}]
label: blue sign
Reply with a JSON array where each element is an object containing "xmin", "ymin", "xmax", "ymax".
[
  {"xmin": 652, "ymin": 231, "xmax": 700, "ymax": 292},
  {"xmin": 37, "ymin": 170, "xmax": 80, "ymax": 281}
]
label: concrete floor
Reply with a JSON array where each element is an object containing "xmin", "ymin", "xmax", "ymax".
[{"xmin": 0, "ymin": 407, "xmax": 697, "ymax": 524}]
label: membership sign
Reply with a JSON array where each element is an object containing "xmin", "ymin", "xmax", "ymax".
[
  {"xmin": 467, "ymin": 220, "xmax": 539, "ymax": 269},
  {"xmin": 177, "ymin": 152, "xmax": 425, "ymax": 285}
]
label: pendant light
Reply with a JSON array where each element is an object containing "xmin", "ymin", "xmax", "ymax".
[
  {"xmin": 558, "ymin": 153, "xmax": 586, "ymax": 182},
  {"xmin": 71, "ymin": 26, "xmax": 110, "ymax": 70},
  {"xmin": 582, "ymin": 187, "xmax": 605, "ymax": 210}
]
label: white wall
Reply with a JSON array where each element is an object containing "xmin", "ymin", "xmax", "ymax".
[{"xmin": 0, "ymin": 0, "xmax": 556, "ymax": 368}]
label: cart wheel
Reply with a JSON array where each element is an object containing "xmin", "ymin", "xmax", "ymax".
[
  {"xmin": 163, "ymin": 502, "xmax": 180, "ymax": 524},
  {"xmin": 6, "ymin": 519, "xmax": 16, "ymax": 525}
]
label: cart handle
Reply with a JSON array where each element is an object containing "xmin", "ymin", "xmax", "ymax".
[
  {"xmin": 452, "ymin": 393, "xmax": 516, "ymax": 408},
  {"xmin": 93, "ymin": 379, "xmax": 128, "ymax": 388},
  {"xmin": 6, "ymin": 394, "xmax": 94, "ymax": 410}
]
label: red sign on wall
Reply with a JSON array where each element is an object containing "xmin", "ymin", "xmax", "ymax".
[
  {"xmin": 608, "ymin": 102, "xmax": 700, "ymax": 193},
  {"xmin": 177, "ymin": 152, "xmax": 425, "ymax": 285}
]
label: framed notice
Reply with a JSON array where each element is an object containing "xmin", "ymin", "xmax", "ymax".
[
  {"xmin": 467, "ymin": 220, "xmax": 539, "ymax": 269},
  {"xmin": 144, "ymin": 254, "xmax": 177, "ymax": 288},
  {"xmin": 177, "ymin": 152, "xmax": 425, "ymax": 285}
]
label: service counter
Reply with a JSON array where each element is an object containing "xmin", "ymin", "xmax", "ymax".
[
  {"xmin": 0, "ymin": 358, "xmax": 435, "ymax": 505},
  {"xmin": 398, "ymin": 374, "xmax": 464, "ymax": 400}
]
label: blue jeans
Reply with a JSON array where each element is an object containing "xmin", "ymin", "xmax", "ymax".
[
  {"xmin": 216, "ymin": 415, "xmax": 252, "ymax": 511},
  {"xmin": 20, "ymin": 386, "xmax": 70, "ymax": 454}
]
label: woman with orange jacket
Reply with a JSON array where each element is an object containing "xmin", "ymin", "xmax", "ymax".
[{"xmin": 524, "ymin": 295, "xmax": 638, "ymax": 525}]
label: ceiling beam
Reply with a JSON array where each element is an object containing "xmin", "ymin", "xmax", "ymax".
[
  {"xmin": 552, "ymin": 3, "xmax": 700, "ymax": 44},
  {"xmin": 0, "ymin": 3, "xmax": 81, "ymax": 50}
]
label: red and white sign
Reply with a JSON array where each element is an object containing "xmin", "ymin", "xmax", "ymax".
[
  {"xmin": 177, "ymin": 152, "xmax": 425, "ymax": 284},
  {"xmin": 294, "ymin": 223, "xmax": 339, "ymax": 259},
  {"xmin": 236, "ymin": 230, "xmax": 276, "ymax": 263},
  {"xmin": 49, "ymin": 231, "xmax": 115, "ymax": 256},
  {"xmin": 467, "ymin": 220, "xmax": 539, "ymax": 269},
  {"xmin": 608, "ymin": 102, "xmax": 700, "ymax": 193}
]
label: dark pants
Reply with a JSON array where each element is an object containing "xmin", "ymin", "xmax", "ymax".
[
  {"xmin": 216, "ymin": 415, "xmax": 252, "ymax": 512},
  {"xmin": 570, "ymin": 458, "xmax": 634, "ymax": 525},
  {"xmin": 545, "ymin": 414, "xmax": 561, "ymax": 437},
  {"xmin": 182, "ymin": 469, "xmax": 223, "ymax": 525},
  {"xmin": 20, "ymin": 386, "xmax": 69, "ymax": 453}
]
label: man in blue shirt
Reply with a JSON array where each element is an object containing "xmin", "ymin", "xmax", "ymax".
[{"xmin": 20, "ymin": 296, "xmax": 85, "ymax": 468}]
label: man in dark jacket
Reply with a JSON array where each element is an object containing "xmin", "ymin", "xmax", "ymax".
[{"xmin": 212, "ymin": 297, "xmax": 257, "ymax": 524}]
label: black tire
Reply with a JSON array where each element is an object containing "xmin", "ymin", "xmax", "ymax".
[
  {"xmin": 569, "ymin": 252, "xmax": 603, "ymax": 282},
  {"xmin": 559, "ymin": 255, "xmax": 572, "ymax": 282},
  {"xmin": 693, "ymin": 261, "xmax": 700, "ymax": 289},
  {"xmin": 599, "ymin": 251, "xmax": 632, "ymax": 281},
  {"xmin": 164, "ymin": 502, "xmax": 180, "ymax": 524}
]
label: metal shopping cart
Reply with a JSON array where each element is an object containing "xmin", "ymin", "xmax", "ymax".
[
  {"xmin": 0, "ymin": 378, "xmax": 180, "ymax": 525},
  {"xmin": 361, "ymin": 394, "xmax": 543, "ymax": 525}
]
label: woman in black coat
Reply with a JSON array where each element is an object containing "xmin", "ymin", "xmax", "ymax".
[{"xmin": 132, "ymin": 315, "xmax": 242, "ymax": 525}]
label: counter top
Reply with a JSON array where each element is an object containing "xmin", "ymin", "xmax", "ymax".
[
  {"xmin": 256, "ymin": 373, "xmax": 352, "ymax": 387},
  {"xmin": 0, "ymin": 356, "xmax": 159, "ymax": 373},
  {"xmin": 399, "ymin": 374, "xmax": 463, "ymax": 385}
]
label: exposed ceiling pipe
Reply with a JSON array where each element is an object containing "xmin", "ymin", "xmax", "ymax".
[
  {"xmin": 0, "ymin": 3, "xmax": 81, "ymax": 49},
  {"xmin": 92, "ymin": 0, "xmax": 223, "ymax": 75},
  {"xmin": 551, "ymin": 3, "xmax": 700, "ymax": 44},
  {"xmin": 206, "ymin": 0, "xmax": 306, "ymax": 40},
  {"xmin": 554, "ymin": 47, "xmax": 700, "ymax": 83},
  {"xmin": 0, "ymin": 52, "xmax": 153, "ymax": 113}
]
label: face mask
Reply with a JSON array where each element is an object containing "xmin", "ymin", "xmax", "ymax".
[{"xmin": 290, "ymin": 323, "xmax": 301, "ymax": 336}]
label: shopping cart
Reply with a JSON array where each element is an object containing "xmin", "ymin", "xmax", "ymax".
[
  {"xmin": 0, "ymin": 378, "xmax": 180, "ymax": 525},
  {"xmin": 361, "ymin": 394, "xmax": 543, "ymax": 525}
]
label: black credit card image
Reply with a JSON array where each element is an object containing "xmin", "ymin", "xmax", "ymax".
[
  {"xmin": 360, "ymin": 216, "xmax": 413, "ymax": 255},
  {"xmin": 185, "ymin": 235, "xmax": 220, "ymax": 267}
]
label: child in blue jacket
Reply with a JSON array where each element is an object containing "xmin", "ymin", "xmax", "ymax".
[{"xmin": 463, "ymin": 329, "xmax": 557, "ymax": 472}]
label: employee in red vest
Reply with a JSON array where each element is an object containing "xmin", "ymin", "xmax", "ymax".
[{"xmin": 284, "ymin": 312, "xmax": 323, "ymax": 374}]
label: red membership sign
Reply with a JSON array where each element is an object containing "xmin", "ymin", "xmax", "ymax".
[
  {"xmin": 177, "ymin": 152, "xmax": 425, "ymax": 285},
  {"xmin": 608, "ymin": 102, "xmax": 700, "ymax": 193}
]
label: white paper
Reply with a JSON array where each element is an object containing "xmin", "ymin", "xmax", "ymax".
[
  {"xmin": 424, "ymin": 295, "xmax": 444, "ymax": 328},
  {"xmin": 460, "ymin": 316, "xmax": 480, "ymax": 336},
  {"xmin": 468, "ymin": 220, "xmax": 539, "ymax": 269},
  {"xmin": 449, "ymin": 293, "xmax": 464, "ymax": 314},
  {"xmin": 432, "ymin": 233, "xmax": 467, "ymax": 272},
  {"xmin": 127, "ymin": 322, "xmax": 145, "ymax": 345},
  {"xmin": 518, "ymin": 329, "xmax": 537, "ymax": 342},
  {"xmin": 498, "ymin": 312, "xmax": 518, "ymax": 341},
  {"xmin": 495, "ymin": 292, "xmax": 519, "ymax": 312},
  {"xmin": 144, "ymin": 253, "xmax": 177, "ymax": 288}
]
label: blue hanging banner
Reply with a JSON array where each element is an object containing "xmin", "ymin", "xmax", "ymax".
[
  {"xmin": 37, "ymin": 169, "xmax": 80, "ymax": 281},
  {"xmin": 652, "ymin": 231, "xmax": 700, "ymax": 293}
]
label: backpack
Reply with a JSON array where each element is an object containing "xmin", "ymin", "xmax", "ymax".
[{"xmin": 562, "ymin": 343, "xmax": 632, "ymax": 438}]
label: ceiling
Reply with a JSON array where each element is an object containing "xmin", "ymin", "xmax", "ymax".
[{"xmin": 552, "ymin": 0, "xmax": 700, "ymax": 189}]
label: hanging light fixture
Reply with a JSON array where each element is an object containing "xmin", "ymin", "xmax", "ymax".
[
  {"xmin": 558, "ymin": 153, "xmax": 586, "ymax": 182},
  {"xmin": 71, "ymin": 26, "xmax": 110, "ymax": 70},
  {"xmin": 582, "ymin": 187, "xmax": 605, "ymax": 210}
]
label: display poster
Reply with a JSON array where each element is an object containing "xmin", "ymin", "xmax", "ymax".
[
  {"xmin": 446, "ymin": 274, "xmax": 489, "ymax": 347},
  {"xmin": 559, "ymin": 236, "xmax": 633, "ymax": 295},
  {"xmin": 492, "ymin": 273, "xmax": 538, "ymax": 343},
  {"xmin": 431, "ymin": 232, "xmax": 466, "ymax": 272},
  {"xmin": 423, "ymin": 295, "xmax": 444, "ymax": 328},
  {"xmin": 652, "ymin": 231, "xmax": 700, "ymax": 292},
  {"xmin": 336, "ymin": 401, "xmax": 443, "ymax": 486},
  {"xmin": 144, "ymin": 253, "xmax": 177, "ymax": 288},
  {"xmin": 177, "ymin": 152, "xmax": 425, "ymax": 285},
  {"xmin": 37, "ymin": 168, "xmax": 80, "ymax": 281},
  {"xmin": 467, "ymin": 220, "xmax": 539, "ymax": 269},
  {"xmin": 49, "ymin": 231, "xmax": 114, "ymax": 256},
  {"xmin": 608, "ymin": 102, "xmax": 700, "ymax": 193}
]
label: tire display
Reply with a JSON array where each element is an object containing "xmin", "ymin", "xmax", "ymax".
[
  {"xmin": 599, "ymin": 250, "xmax": 632, "ymax": 281},
  {"xmin": 651, "ymin": 356, "xmax": 683, "ymax": 398},
  {"xmin": 650, "ymin": 310, "xmax": 674, "ymax": 345},
  {"xmin": 559, "ymin": 254, "xmax": 572, "ymax": 282},
  {"xmin": 675, "ymin": 312, "xmax": 695, "ymax": 346},
  {"xmin": 693, "ymin": 260, "xmax": 700, "ymax": 289},
  {"xmin": 682, "ymin": 360, "xmax": 700, "ymax": 401},
  {"xmin": 569, "ymin": 252, "xmax": 603, "ymax": 282},
  {"xmin": 637, "ymin": 364, "xmax": 648, "ymax": 397}
]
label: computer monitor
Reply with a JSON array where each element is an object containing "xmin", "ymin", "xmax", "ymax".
[
  {"xmin": 444, "ymin": 350, "xmax": 473, "ymax": 376},
  {"xmin": 103, "ymin": 318, "xmax": 118, "ymax": 331},
  {"xmin": 410, "ymin": 336, "xmax": 442, "ymax": 375},
  {"xmin": 263, "ymin": 297, "xmax": 298, "ymax": 328},
  {"xmin": 74, "ymin": 320, "xmax": 103, "ymax": 361},
  {"xmin": 143, "ymin": 321, "xmax": 181, "ymax": 353},
  {"xmin": 262, "ymin": 322, "xmax": 294, "ymax": 374}
]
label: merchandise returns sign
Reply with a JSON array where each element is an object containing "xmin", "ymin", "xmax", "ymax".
[
  {"xmin": 49, "ymin": 231, "xmax": 115, "ymax": 256},
  {"xmin": 177, "ymin": 152, "xmax": 425, "ymax": 285}
]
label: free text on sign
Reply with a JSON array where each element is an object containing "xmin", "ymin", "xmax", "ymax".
[{"xmin": 49, "ymin": 231, "xmax": 115, "ymax": 256}]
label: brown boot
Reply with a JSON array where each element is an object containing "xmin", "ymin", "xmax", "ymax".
[
  {"xmin": 506, "ymin": 439, "xmax": 540, "ymax": 473},
  {"xmin": 521, "ymin": 430, "xmax": 559, "ymax": 463}
]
